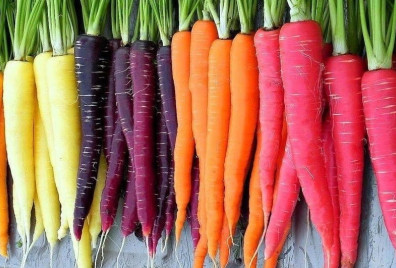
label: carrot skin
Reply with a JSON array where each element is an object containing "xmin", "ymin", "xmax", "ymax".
[
  {"xmin": 205, "ymin": 39, "xmax": 232, "ymax": 258},
  {"xmin": 254, "ymin": 29, "xmax": 284, "ymax": 224},
  {"xmin": 165, "ymin": 158, "xmax": 176, "ymax": 236},
  {"xmin": 172, "ymin": 31, "xmax": 195, "ymax": 242},
  {"xmin": 121, "ymin": 158, "xmax": 139, "ymax": 237},
  {"xmin": 279, "ymin": 20, "xmax": 334, "ymax": 253},
  {"xmin": 324, "ymin": 54, "xmax": 364, "ymax": 266},
  {"xmin": 265, "ymin": 139, "xmax": 300, "ymax": 258},
  {"xmin": 157, "ymin": 46, "xmax": 177, "ymax": 150},
  {"xmin": 100, "ymin": 118, "xmax": 127, "ymax": 232},
  {"xmin": 264, "ymin": 223, "xmax": 291, "ymax": 268},
  {"xmin": 130, "ymin": 40, "xmax": 157, "ymax": 236},
  {"xmin": 322, "ymin": 113, "xmax": 341, "ymax": 268},
  {"xmin": 189, "ymin": 156, "xmax": 200, "ymax": 249},
  {"xmin": 224, "ymin": 33, "xmax": 259, "ymax": 235},
  {"xmin": 361, "ymin": 69, "xmax": 396, "ymax": 249},
  {"xmin": 73, "ymin": 34, "xmax": 110, "ymax": 240},
  {"xmin": 103, "ymin": 39, "xmax": 121, "ymax": 163}
]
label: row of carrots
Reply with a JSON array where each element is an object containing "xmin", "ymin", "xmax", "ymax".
[{"xmin": 0, "ymin": 0, "xmax": 396, "ymax": 267}]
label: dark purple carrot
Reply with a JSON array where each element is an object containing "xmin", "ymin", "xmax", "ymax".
[
  {"xmin": 189, "ymin": 156, "xmax": 200, "ymax": 249},
  {"xmin": 73, "ymin": 34, "xmax": 110, "ymax": 240},
  {"xmin": 103, "ymin": 39, "xmax": 122, "ymax": 163},
  {"xmin": 151, "ymin": 107, "xmax": 171, "ymax": 255},
  {"xmin": 157, "ymin": 46, "xmax": 177, "ymax": 150},
  {"xmin": 130, "ymin": 40, "xmax": 157, "ymax": 237},
  {"xmin": 100, "ymin": 117, "xmax": 127, "ymax": 232}
]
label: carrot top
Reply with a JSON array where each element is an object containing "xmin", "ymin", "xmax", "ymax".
[
  {"xmin": 207, "ymin": 0, "xmax": 238, "ymax": 39},
  {"xmin": 287, "ymin": 0, "xmax": 310, "ymax": 22},
  {"xmin": 178, "ymin": 0, "xmax": 201, "ymax": 31},
  {"xmin": 116, "ymin": 0, "xmax": 134, "ymax": 45},
  {"xmin": 360, "ymin": 0, "xmax": 396, "ymax": 70},
  {"xmin": 150, "ymin": 0, "xmax": 174, "ymax": 46},
  {"xmin": 80, "ymin": 0, "xmax": 110, "ymax": 36},
  {"xmin": 311, "ymin": 0, "xmax": 331, "ymax": 43},
  {"xmin": 138, "ymin": 0, "xmax": 157, "ymax": 42},
  {"xmin": 111, "ymin": 0, "xmax": 121, "ymax": 40},
  {"xmin": 12, "ymin": 0, "xmax": 45, "ymax": 60},
  {"xmin": 329, "ymin": 0, "xmax": 361, "ymax": 55},
  {"xmin": 37, "ymin": 4, "xmax": 51, "ymax": 53},
  {"xmin": 236, "ymin": 0, "xmax": 257, "ymax": 34},
  {"xmin": 262, "ymin": 0, "xmax": 286, "ymax": 30},
  {"xmin": 48, "ymin": 0, "xmax": 78, "ymax": 56},
  {"xmin": 0, "ymin": 0, "xmax": 10, "ymax": 71}
]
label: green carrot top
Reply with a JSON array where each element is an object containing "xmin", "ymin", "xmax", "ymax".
[
  {"xmin": 311, "ymin": 0, "xmax": 331, "ymax": 43},
  {"xmin": 80, "ymin": 0, "xmax": 111, "ymax": 36},
  {"xmin": 12, "ymin": 0, "xmax": 46, "ymax": 61},
  {"xmin": 207, "ymin": 0, "xmax": 238, "ymax": 39},
  {"xmin": 0, "ymin": 0, "xmax": 10, "ymax": 70},
  {"xmin": 178, "ymin": 0, "xmax": 201, "ymax": 31},
  {"xmin": 150, "ymin": 0, "xmax": 174, "ymax": 46},
  {"xmin": 329, "ymin": 0, "xmax": 362, "ymax": 55},
  {"xmin": 138, "ymin": 0, "xmax": 157, "ymax": 42},
  {"xmin": 236, "ymin": 0, "xmax": 257, "ymax": 34},
  {"xmin": 116, "ymin": 0, "xmax": 134, "ymax": 45},
  {"xmin": 263, "ymin": 0, "xmax": 286, "ymax": 30},
  {"xmin": 48, "ymin": 0, "xmax": 78, "ymax": 56},
  {"xmin": 111, "ymin": 0, "xmax": 121, "ymax": 40},
  {"xmin": 287, "ymin": 0, "xmax": 310, "ymax": 22},
  {"xmin": 360, "ymin": 0, "xmax": 396, "ymax": 70},
  {"xmin": 37, "ymin": 4, "xmax": 51, "ymax": 53}
]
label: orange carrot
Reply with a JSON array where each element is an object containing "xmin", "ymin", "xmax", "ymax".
[
  {"xmin": 0, "ymin": 72, "xmax": 8, "ymax": 257},
  {"xmin": 173, "ymin": 1, "xmax": 199, "ymax": 243},
  {"xmin": 243, "ymin": 129, "xmax": 263, "ymax": 268},
  {"xmin": 219, "ymin": 217, "xmax": 231, "ymax": 268},
  {"xmin": 193, "ymin": 233, "xmax": 208, "ymax": 268},
  {"xmin": 189, "ymin": 19, "xmax": 218, "ymax": 259}
]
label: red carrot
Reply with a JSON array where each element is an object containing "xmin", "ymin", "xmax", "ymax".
[{"xmin": 279, "ymin": 4, "xmax": 334, "ymax": 260}]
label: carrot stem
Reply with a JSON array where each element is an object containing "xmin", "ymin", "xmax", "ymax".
[
  {"xmin": 287, "ymin": 0, "xmax": 310, "ymax": 22},
  {"xmin": 263, "ymin": 0, "xmax": 286, "ymax": 30}
]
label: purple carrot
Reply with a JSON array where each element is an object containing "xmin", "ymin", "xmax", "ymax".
[
  {"xmin": 73, "ymin": 34, "xmax": 110, "ymax": 240},
  {"xmin": 157, "ymin": 46, "xmax": 177, "ymax": 150},
  {"xmin": 100, "ymin": 117, "xmax": 127, "ymax": 232},
  {"xmin": 165, "ymin": 158, "xmax": 176, "ymax": 237},
  {"xmin": 130, "ymin": 40, "xmax": 157, "ymax": 237},
  {"xmin": 121, "ymin": 159, "xmax": 139, "ymax": 237},
  {"xmin": 103, "ymin": 39, "xmax": 121, "ymax": 163},
  {"xmin": 151, "ymin": 107, "xmax": 171, "ymax": 254},
  {"xmin": 189, "ymin": 156, "xmax": 200, "ymax": 249}
]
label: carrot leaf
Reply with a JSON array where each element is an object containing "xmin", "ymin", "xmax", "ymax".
[
  {"xmin": 236, "ymin": 0, "xmax": 257, "ymax": 34},
  {"xmin": 346, "ymin": 0, "xmax": 362, "ymax": 55},
  {"xmin": 150, "ymin": 0, "xmax": 174, "ymax": 46},
  {"xmin": 178, "ymin": 0, "xmax": 201, "ymax": 31},
  {"xmin": 287, "ymin": 0, "xmax": 310, "ymax": 22},
  {"xmin": 207, "ymin": 0, "xmax": 237, "ymax": 39},
  {"xmin": 13, "ymin": 0, "xmax": 45, "ymax": 60},
  {"xmin": 80, "ymin": 0, "xmax": 110, "ymax": 36},
  {"xmin": 37, "ymin": 3, "xmax": 51, "ymax": 53},
  {"xmin": 138, "ymin": 0, "xmax": 157, "ymax": 42},
  {"xmin": 360, "ymin": 0, "xmax": 396, "ymax": 70},
  {"xmin": 311, "ymin": 0, "xmax": 331, "ymax": 42},
  {"xmin": 48, "ymin": 0, "xmax": 78, "ymax": 56},
  {"xmin": 111, "ymin": 0, "xmax": 121, "ymax": 39},
  {"xmin": 263, "ymin": 0, "xmax": 286, "ymax": 30},
  {"xmin": 117, "ymin": 0, "xmax": 134, "ymax": 45}
]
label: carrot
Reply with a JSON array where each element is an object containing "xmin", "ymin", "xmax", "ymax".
[
  {"xmin": 189, "ymin": 15, "xmax": 218, "ymax": 254},
  {"xmin": 243, "ymin": 129, "xmax": 263, "ymax": 268},
  {"xmin": 46, "ymin": 1, "xmax": 92, "ymax": 266},
  {"xmin": 219, "ymin": 217, "xmax": 231, "ymax": 268},
  {"xmin": 265, "ymin": 139, "xmax": 300, "ymax": 259},
  {"xmin": 173, "ymin": 0, "xmax": 199, "ymax": 243},
  {"xmin": 254, "ymin": 0, "xmax": 287, "ymax": 227},
  {"xmin": 359, "ymin": 0, "xmax": 396, "ymax": 251},
  {"xmin": 224, "ymin": 0, "xmax": 258, "ymax": 236},
  {"xmin": 322, "ymin": 113, "xmax": 340, "ymax": 268},
  {"xmin": 203, "ymin": 0, "xmax": 237, "ymax": 259},
  {"xmin": 189, "ymin": 156, "xmax": 200, "ymax": 249},
  {"xmin": 279, "ymin": 2, "xmax": 334, "ymax": 261},
  {"xmin": 73, "ymin": 0, "xmax": 111, "ymax": 239},
  {"xmin": 0, "ymin": 2, "xmax": 9, "ymax": 256}
]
